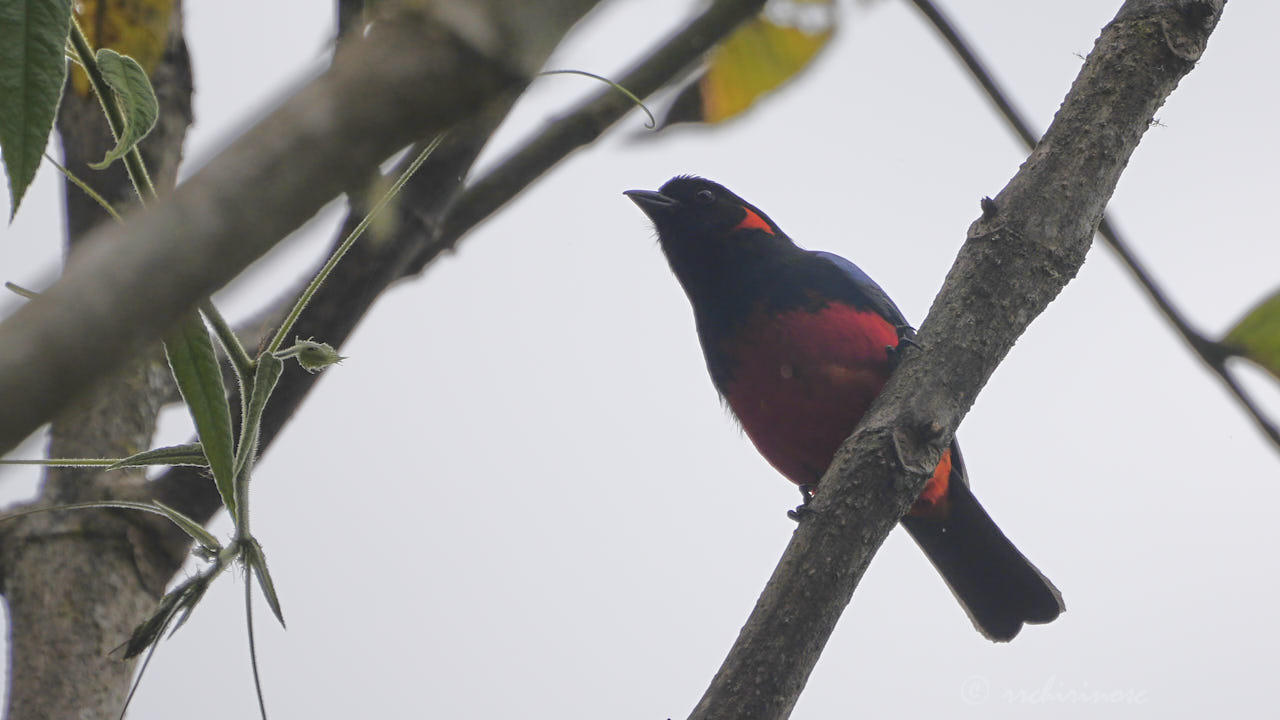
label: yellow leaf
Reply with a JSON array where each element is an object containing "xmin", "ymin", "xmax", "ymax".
[
  {"xmin": 71, "ymin": 0, "xmax": 176, "ymax": 95},
  {"xmin": 702, "ymin": 14, "xmax": 833, "ymax": 122},
  {"xmin": 659, "ymin": 1, "xmax": 835, "ymax": 128},
  {"xmin": 1224, "ymin": 287, "xmax": 1280, "ymax": 380}
]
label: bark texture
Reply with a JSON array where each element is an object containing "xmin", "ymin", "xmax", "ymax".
[
  {"xmin": 688, "ymin": 2, "xmax": 1224, "ymax": 718},
  {"xmin": 1, "ymin": 5, "xmax": 193, "ymax": 719},
  {"xmin": 0, "ymin": 3, "xmax": 604, "ymax": 454}
]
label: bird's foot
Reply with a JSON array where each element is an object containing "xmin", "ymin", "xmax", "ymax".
[
  {"xmin": 787, "ymin": 484, "xmax": 818, "ymax": 522},
  {"xmin": 886, "ymin": 332, "xmax": 919, "ymax": 371}
]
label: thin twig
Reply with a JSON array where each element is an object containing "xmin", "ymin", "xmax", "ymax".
[
  {"xmin": 43, "ymin": 152, "xmax": 123, "ymax": 222},
  {"xmin": 539, "ymin": 69, "xmax": 657, "ymax": 128},
  {"xmin": 414, "ymin": 0, "xmax": 770, "ymax": 273},
  {"xmin": 906, "ymin": 0, "xmax": 1280, "ymax": 450},
  {"xmin": 266, "ymin": 136, "xmax": 443, "ymax": 354}
]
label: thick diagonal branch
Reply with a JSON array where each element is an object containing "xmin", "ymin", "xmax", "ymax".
[
  {"xmin": 689, "ymin": 2, "xmax": 1223, "ymax": 719},
  {"xmin": 906, "ymin": 0, "xmax": 1280, "ymax": 451},
  {"xmin": 0, "ymin": 6, "xmax": 599, "ymax": 454}
]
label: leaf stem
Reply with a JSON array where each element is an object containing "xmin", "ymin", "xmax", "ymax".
[
  {"xmin": 266, "ymin": 134, "xmax": 444, "ymax": 354},
  {"xmin": 0, "ymin": 499, "xmax": 177, "ymax": 522},
  {"xmin": 70, "ymin": 15, "xmax": 262, "ymax": 495},
  {"xmin": 245, "ymin": 570, "xmax": 270, "ymax": 720},
  {"xmin": 232, "ymin": 355, "xmax": 283, "ymax": 539},
  {"xmin": 420, "ymin": 0, "xmax": 771, "ymax": 271},
  {"xmin": 0, "ymin": 457, "xmax": 120, "ymax": 466},
  {"xmin": 44, "ymin": 152, "xmax": 123, "ymax": 221},
  {"xmin": 66, "ymin": 17, "xmax": 157, "ymax": 202},
  {"xmin": 539, "ymin": 69, "xmax": 656, "ymax": 128},
  {"xmin": 200, "ymin": 300, "xmax": 256, "ymax": 380}
]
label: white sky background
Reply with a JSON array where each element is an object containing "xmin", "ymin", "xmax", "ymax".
[{"xmin": 1, "ymin": 0, "xmax": 1278, "ymax": 717}]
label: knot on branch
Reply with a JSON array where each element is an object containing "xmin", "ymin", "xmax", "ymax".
[
  {"xmin": 1160, "ymin": 0, "xmax": 1223, "ymax": 61},
  {"xmin": 964, "ymin": 212, "xmax": 1013, "ymax": 245},
  {"xmin": 889, "ymin": 419, "xmax": 949, "ymax": 488},
  {"xmin": 980, "ymin": 196, "xmax": 1000, "ymax": 221}
]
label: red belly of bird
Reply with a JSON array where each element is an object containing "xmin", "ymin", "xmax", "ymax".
[{"xmin": 721, "ymin": 303, "xmax": 949, "ymax": 513}]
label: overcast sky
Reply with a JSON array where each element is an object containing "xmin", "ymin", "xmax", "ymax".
[{"xmin": 2, "ymin": 1, "xmax": 1278, "ymax": 718}]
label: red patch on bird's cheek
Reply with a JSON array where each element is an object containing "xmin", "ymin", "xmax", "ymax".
[{"xmin": 733, "ymin": 207, "xmax": 774, "ymax": 234}]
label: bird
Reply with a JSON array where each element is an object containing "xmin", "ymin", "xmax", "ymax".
[{"xmin": 625, "ymin": 175, "xmax": 1063, "ymax": 641}]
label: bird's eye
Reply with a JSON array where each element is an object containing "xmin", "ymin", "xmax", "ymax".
[{"xmin": 694, "ymin": 189, "xmax": 715, "ymax": 205}]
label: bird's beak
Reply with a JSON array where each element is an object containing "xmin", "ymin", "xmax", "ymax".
[{"xmin": 624, "ymin": 189, "xmax": 679, "ymax": 220}]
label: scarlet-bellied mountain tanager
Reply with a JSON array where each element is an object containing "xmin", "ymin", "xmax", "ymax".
[{"xmin": 625, "ymin": 175, "xmax": 1063, "ymax": 642}]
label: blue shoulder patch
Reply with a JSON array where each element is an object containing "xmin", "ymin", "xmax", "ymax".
[{"xmin": 811, "ymin": 250, "xmax": 912, "ymax": 330}]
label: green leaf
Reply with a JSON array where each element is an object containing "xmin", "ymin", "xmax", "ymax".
[
  {"xmin": 244, "ymin": 537, "xmax": 285, "ymax": 628},
  {"xmin": 152, "ymin": 500, "xmax": 221, "ymax": 554},
  {"xmin": 123, "ymin": 571, "xmax": 215, "ymax": 658},
  {"xmin": 0, "ymin": 0, "xmax": 72, "ymax": 217},
  {"xmin": 163, "ymin": 311, "xmax": 238, "ymax": 517},
  {"xmin": 86, "ymin": 48, "xmax": 158, "ymax": 170},
  {"xmin": 1225, "ymin": 287, "xmax": 1280, "ymax": 380},
  {"xmin": 106, "ymin": 442, "xmax": 208, "ymax": 470},
  {"xmin": 123, "ymin": 574, "xmax": 197, "ymax": 658},
  {"xmin": 122, "ymin": 582, "xmax": 185, "ymax": 658},
  {"xmin": 234, "ymin": 353, "xmax": 283, "ymax": 481},
  {"xmin": 165, "ymin": 577, "xmax": 211, "ymax": 636}
]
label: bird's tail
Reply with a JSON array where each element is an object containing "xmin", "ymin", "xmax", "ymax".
[{"xmin": 901, "ymin": 467, "xmax": 1064, "ymax": 642}]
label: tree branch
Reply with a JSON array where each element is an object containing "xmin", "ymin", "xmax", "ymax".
[
  {"xmin": 151, "ymin": 0, "xmax": 769, "ymax": 527},
  {"xmin": 336, "ymin": 0, "xmax": 364, "ymax": 43},
  {"xmin": 412, "ymin": 0, "xmax": 770, "ymax": 273},
  {"xmin": 2, "ymin": 5, "xmax": 195, "ymax": 718},
  {"xmin": 4, "ymin": 1, "xmax": 764, "ymax": 715},
  {"xmin": 906, "ymin": 0, "xmax": 1280, "ymax": 450},
  {"xmin": 688, "ymin": 2, "xmax": 1223, "ymax": 718},
  {"xmin": 0, "ymin": 4, "xmax": 601, "ymax": 455}
]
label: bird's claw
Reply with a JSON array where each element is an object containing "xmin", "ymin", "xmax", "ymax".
[
  {"xmin": 788, "ymin": 484, "xmax": 818, "ymax": 522},
  {"xmin": 886, "ymin": 330, "xmax": 919, "ymax": 371},
  {"xmin": 885, "ymin": 344, "xmax": 900, "ymax": 370}
]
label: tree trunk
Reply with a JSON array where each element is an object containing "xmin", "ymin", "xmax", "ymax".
[{"xmin": 0, "ymin": 4, "xmax": 193, "ymax": 718}]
